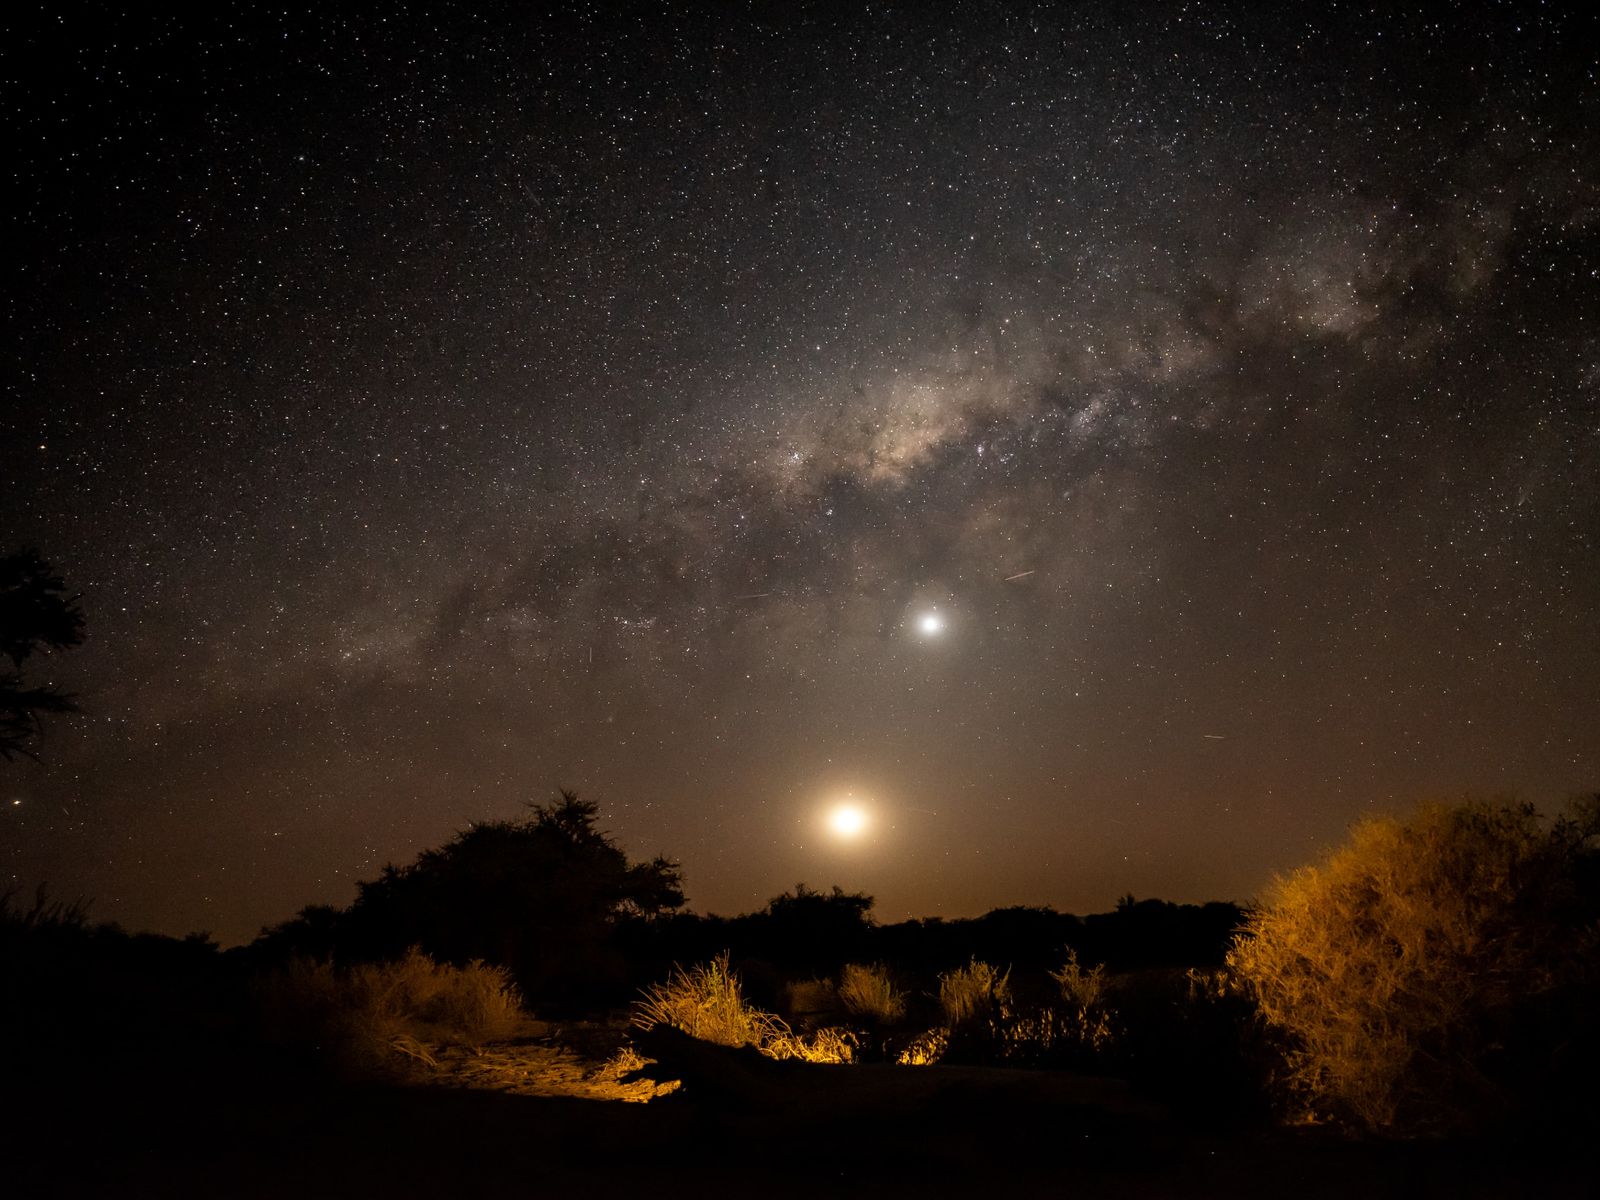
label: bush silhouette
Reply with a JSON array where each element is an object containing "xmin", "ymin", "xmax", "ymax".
[
  {"xmin": 740, "ymin": 884, "xmax": 876, "ymax": 974},
  {"xmin": 1228, "ymin": 798, "xmax": 1600, "ymax": 1135},
  {"xmin": 260, "ymin": 792, "xmax": 684, "ymax": 1008}
]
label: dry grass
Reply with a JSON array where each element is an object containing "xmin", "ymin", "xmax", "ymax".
[
  {"xmin": 633, "ymin": 954, "xmax": 787, "ymax": 1048},
  {"xmin": 1049, "ymin": 950, "xmax": 1117, "ymax": 1056},
  {"xmin": 633, "ymin": 954, "xmax": 856, "ymax": 1064},
  {"xmin": 254, "ymin": 948, "xmax": 523, "ymax": 1078},
  {"xmin": 837, "ymin": 962, "xmax": 906, "ymax": 1024},
  {"xmin": 938, "ymin": 959, "xmax": 1011, "ymax": 1026},
  {"xmin": 895, "ymin": 1027, "xmax": 950, "ymax": 1066}
]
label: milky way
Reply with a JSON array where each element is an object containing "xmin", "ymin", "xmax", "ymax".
[{"xmin": 4, "ymin": 5, "xmax": 1597, "ymax": 942}]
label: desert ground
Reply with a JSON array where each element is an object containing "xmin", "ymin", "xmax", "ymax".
[{"xmin": 7, "ymin": 1014, "xmax": 1587, "ymax": 1200}]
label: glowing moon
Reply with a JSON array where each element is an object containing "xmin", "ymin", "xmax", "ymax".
[
  {"xmin": 827, "ymin": 803, "xmax": 869, "ymax": 838},
  {"xmin": 917, "ymin": 612, "xmax": 944, "ymax": 636}
]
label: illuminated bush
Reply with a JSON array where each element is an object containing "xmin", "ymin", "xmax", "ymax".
[
  {"xmin": 938, "ymin": 958, "xmax": 1010, "ymax": 1026},
  {"xmin": 1227, "ymin": 799, "xmax": 1600, "ymax": 1135},
  {"xmin": 254, "ymin": 947, "xmax": 523, "ymax": 1078},
  {"xmin": 837, "ymin": 962, "xmax": 906, "ymax": 1024},
  {"xmin": 633, "ymin": 954, "xmax": 855, "ymax": 1064},
  {"xmin": 633, "ymin": 954, "xmax": 784, "ymax": 1048}
]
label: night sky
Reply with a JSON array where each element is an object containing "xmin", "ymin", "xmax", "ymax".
[{"xmin": 4, "ymin": 4, "xmax": 1597, "ymax": 945}]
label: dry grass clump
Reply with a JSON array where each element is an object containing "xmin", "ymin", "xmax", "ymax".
[
  {"xmin": 768, "ymin": 1024, "xmax": 859, "ymax": 1064},
  {"xmin": 938, "ymin": 958, "xmax": 1011, "ymax": 1026},
  {"xmin": 633, "ymin": 954, "xmax": 784, "ymax": 1048},
  {"xmin": 895, "ymin": 1027, "xmax": 950, "ymax": 1066},
  {"xmin": 633, "ymin": 954, "xmax": 855, "ymax": 1064},
  {"xmin": 255, "ymin": 947, "xmax": 523, "ymax": 1078},
  {"xmin": 1049, "ymin": 950, "xmax": 1117, "ymax": 1056},
  {"xmin": 837, "ymin": 962, "xmax": 906, "ymax": 1024}
]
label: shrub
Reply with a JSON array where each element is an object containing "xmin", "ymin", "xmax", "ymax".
[
  {"xmin": 254, "ymin": 948, "xmax": 523, "ymax": 1078},
  {"xmin": 1227, "ymin": 799, "xmax": 1600, "ymax": 1135},
  {"xmin": 632, "ymin": 954, "xmax": 855, "ymax": 1064},
  {"xmin": 837, "ymin": 962, "xmax": 906, "ymax": 1025}
]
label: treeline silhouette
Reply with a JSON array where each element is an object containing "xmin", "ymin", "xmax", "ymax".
[
  {"xmin": 247, "ymin": 795, "xmax": 1242, "ymax": 1010},
  {"xmin": 616, "ymin": 891, "xmax": 1243, "ymax": 1011}
]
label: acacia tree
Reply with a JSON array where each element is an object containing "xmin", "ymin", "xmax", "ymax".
[
  {"xmin": 332, "ymin": 792, "xmax": 684, "ymax": 1005},
  {"xmin": 1227, "ymin": 798, "xmax": 1600, "ymax": 1135},
  {"xmin": 0, "ymin": 549, "xmax": 85, "ymax": 761}
]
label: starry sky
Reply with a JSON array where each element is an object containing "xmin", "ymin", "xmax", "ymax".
[{"xmin": 4, "ymin": 4, "xmax": 1597, "ymax": 945}]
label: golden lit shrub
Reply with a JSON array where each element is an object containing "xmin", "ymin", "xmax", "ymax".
[
  {"xmin": 836, "ymin": 962, "xmax": 906, "ymax": 1024},
  {"xmin": 1228, "ymin": 799, "xmax": 1600, "ymax": 1135}
]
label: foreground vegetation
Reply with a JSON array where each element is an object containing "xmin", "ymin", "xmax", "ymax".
[{"xmin": 5, "ymin": 793, "xmax": 1597, "ymax": 1171}]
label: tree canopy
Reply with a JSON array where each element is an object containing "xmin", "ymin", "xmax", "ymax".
[{"xmin": 257, "ymin": 792, "xmax": 684, "ymax": 1007}]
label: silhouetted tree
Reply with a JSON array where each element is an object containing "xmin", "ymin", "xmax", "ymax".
[
  {"xmin": 0, "ymin": 549, "xmax": 84, "ymax": 761},
  {"xmin": 1228, "ymin": 797, "xmax": 1600, "ymax": 1135},
  {"xmin": 268, "ymin": 792, "xmax": 684, "ymax": 1007}
]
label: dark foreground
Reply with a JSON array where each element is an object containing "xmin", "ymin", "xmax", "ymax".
[{"xmin": 6, "ymin": 1044, "xmax": 1590, "ymax": 1200}]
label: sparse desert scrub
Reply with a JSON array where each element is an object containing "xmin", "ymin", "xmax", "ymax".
[
  {"xmin": 1228, "ymin": 798, "xmax": 1600, "ymax": 1135},
  {"xmin": 633, "ymin": 954, "xmax": 855, "ymax": 1063},
  {"xmin": 1048, "ymin": 950, "xmax": 1118, "ymax": 1058},
  {"xmin": 254, "ymin": 947, "xmax": 523, "ymax": 1078},
  {"xmin": 837, "ymin": 962, "xmax": 906, "ymax": 1024},
  {"xmin": 918, "ymin": 955, "xmax": 1123, "ymax": 1069}
]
